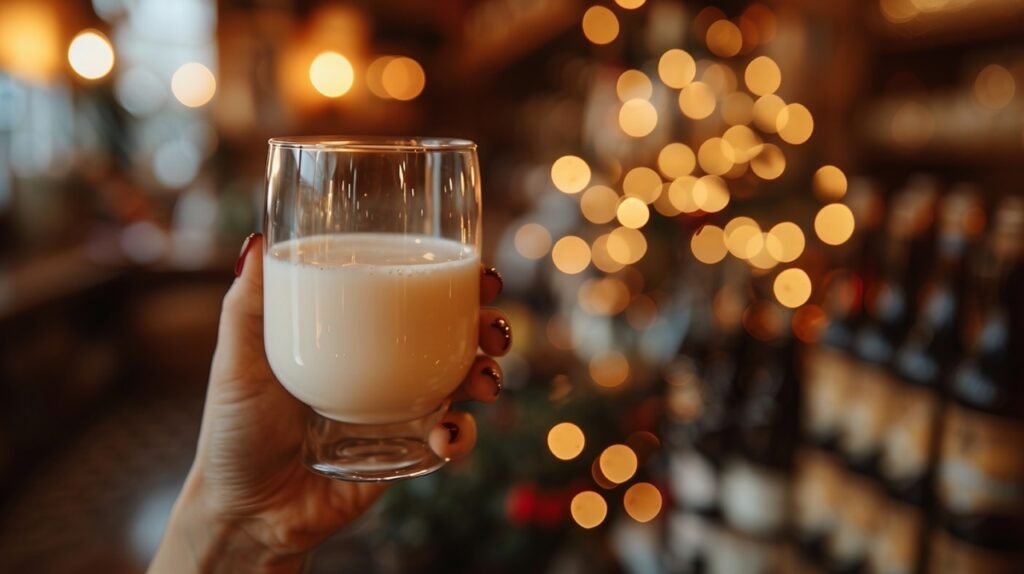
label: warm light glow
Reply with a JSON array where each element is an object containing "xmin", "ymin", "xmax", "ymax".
[
  {"xmin": 793, "ymin": 304, "xmax": 828, "ymax": 343},
  {"xmin": 619, "ymin": 99, "xmax": 658, "ymax": 137},
  {"xmin": 551, "ymin": 155, "xmax": 592, "ymax": 194},
  {"xmin": 590, "ymin": 351, "xmax": 630, "ymax": 387},
  {"xmin": 753, "ymin": 94, "xmax": 785, "ymax": 133},
  {"xmin": 548, "ymin": 422, "xmax": 586, "ymax": 460},
  {"xmin": 678, "ymin": 81, "xmax": 716, "ymax": 119},
  {"xmin": 365, "ymin": 56, "xmax": 395, "ymax": 98},
  {"xmin": 171, "ymin": 62, "xmax": 216, "ymax": 108},
  {"xmin": 722, "ymin": 92, "xmax": 755, "ymax": 125},
  {"xmin": 580, "ymin": 278, "xmax": 631, "ymax": 316},
  {"xmin": 815, "ymin": 204, "xmax": 856, "ymax": 245},
  {"xmin": 691, "ymin": 225, "xmax": 728, "ymax": 264},
  {"xmin": 744, "ymin": 56, "xmax": 781, "ymax": 96},
  {"xmin": 880, "ymin": 0, "xmax": 920, "ymax": 24},
  {"xmin": 582, "ymin": 6, "xmax": 619, "ymax": 45},
  {"xmin": 814, "ymin": 165, "xmax": 848, "ymax": 200},
  {"xmin": 974, "ymin": 64, "xmax": 1015, "ymax": 110},
  {"xmin": 617, "ymin": 69, "xmax": 653, "ymax": 101},
  {"xmin": 0, "ymin": 3, "xmax": 61, "ymax": 83},
  {"xmin": 552, "ymin": 236, "xmax": 592, "ymax": 274},
  {"xmin": 657, "ymin": 143, "xmax": 696, "ymax": 179},
  {"xmin": 891, "ymin": 101, "xmax": 934, "ymax": 148},
  {"xmin": 581, "ymin": 185, "xmax": 620, "ymax": 224},
  {"xmin": 774, "ymin": 268, "xmax": 812, "ymax": 308},
  {"xmin": 702, "ymin": 63, "xmax": 738, "ymax": 94},
  {"xmin": 693, "ymin": 175, "xmax": 730, "ymax": 213},
  {"xmin": 615, "ymin": 0, "xmax": 646, "ymax": 9},
  {"xmin": 514, "ymin": 223, "xmax": 553, "ymax": 260},
  {"xmin": 722, "ymin": 125, "xmax": 763, "ymax": 163},
  {"xmin": 706, "ymin": 20, "xmax": 742, "ymax": 58},
  {"xmin": 624, "ymin": 483, "xmax": 663, "ymax": 523},
  {"xmin": 725, "ymin": 217, "xmax": 762, "ymax": 259},
  {"xmin": 750, "ymin": 144, "xmax": 786, "ymax": 180},
  {"xmin": 747, "ymin": 233, "xmax": 780, "ymax": 270},
  {"xmin": 658, "ymin": 49, "xmax": 696, "ymax": 89},
  {"xmin": 698, "ymin": 137, "xmax": 735, "ymax": 176},
  {"xmin": 617, "ymin": 197, "xmax": 651, "ymax": 229},
  {"xmin": 776, "ymin": 103, "xmax": 815, "ymax": 145},
  {"xmin": 571, "ymin": 491, "xmax": 608, "ymax": 529},
  {"xmin": 381, "ymin": 56, "xmax": 426, "ymax": 101},
  {"xmin": 622, "ymin": 167, "xmax": 663, "ymax": 204},
  {"xmin": 654, "ymin": 184, "xmax": 682, "ymax": 217},
  {"xmin": 68, "ymin": 30, "xmax": 114, "ymax": 80},
  {"xmin": 309, "ymin": 51, "xmax": 354, "ymax": 98},
  {"xmin": 767, "ymin": 222, "xmax": 805, "ymax": 263},
  {"xmin": 592, "ymin": 234, "xmax": 626, "ymax": 273},
  {"xmin": 668, "ymin": 176, "xmax": 700, "ymax": 213},
  {"xmin": 607, "ymin": 227, "xmax": 648, "ymax": 264},
  {"xmin": 599, "ymin": 445, "xmax": 639, "ymax": 483}
]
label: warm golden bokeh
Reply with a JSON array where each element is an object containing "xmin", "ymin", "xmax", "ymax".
[
  {"xmin": 693, "ymin": 175, "xmax": 730, "ymax": 213},
  {"xmin": 552, "ymin": 236, "xmax": 592, "ymax": 274},
  {"xmin": 678, "ymin": 81, "xmax": 717, "ymax": 119},
  {"xmin": 657, "ymin": 143, "xmax": 696, "ymax": 179},
  {"xmin": 668, "ymin": 176, "xmax": 701, "ymax": 213},
  {"xmin": 722, "ymin": 125, "xmax": 763, "ymax": 163},
  {"xmin": 599, "ymin": 444, "xmax": 639, "ymax": 483},
  {"xmin": 701, "ymin": 63, "xmax": 738, "ymax": 94},
  {"xmin": 617, "ymin": 69, "xmax": 653, "ymax": 102},
  {"xmin": 591, "ymin": 234, "xmax": 627, "ymax": 273},
  {"xmin": 381, "ymin": 56, "xmax": 426, "ymax": 100},
  {"xmin": 815, "ymin": 203, "xmax": 856, "ymax": 245},
  {"xmin": 813, "ymin": 165, "xmax": 848, "ymax": 200},
  {"xmin": 658, "ymin": 49, "xmax": 697, "ymax": 89},
  {"xmin": 309, "ymin": 51, "xmax": 354, "ymax": 98},
  {"xmin": 68, "ymin": 30, "xmax": 115, "ymax": 81},
  {"xmin": 547, "ymin": 422, "xmax": 586, "ymax": 461},
  {"xmin": 622, "ymin": 167, "xmax": 663, "ymax": 204},
  {"xmin": 750, "ymin": 143, "xmax": 786, "ymax": 180},
  {"xmin": 514, "ymin": 223, "xmax": 553, "ymax": 260},
  {"xmin": 698, "ymin": 137, "xmax": 736, "ymax": 176},
  {"xmin": 172, "ymin": 62, "xmax": 217, "ymax": 108},
  {"xmin": 747, "ymin": 233, "xmax": 780, "ymax": 270},
  {"xmin": 607, "ymin": 227, "xmax": 648, "ymax": 264},
  {"xmin": 582, "ymin": 6, "xmax": 620, "ymax": 45},
  {"xmin": 623, "ymin": 482, "xmax": 663, "ymax": 523},
  {"xmin": 721, "ymin": 92, "xmax": 755, "ymax": 125},
  {"xmin": 753, "ymin": 93, "xmax": 785, "ymax": 133},
  {"xmin": 767, "ymin": 222, "xmax": 805, "ymax": 263},
  {"xmin": 619, "ymin": 98, "xmax": 659, "ymax": 137},
  {"xmin": 744, "ymin": 55, "xmax": 781, "ymax": 96},
  {"xmin": 571, "ymin": 491, "xmax": 608, "ymax": 529},
  {"xmin": 365, "ymin": 56, "xmax": 395, "ymax": 98},
  {"xmin": 774, "ymin": 268, "xmax": 812, "ymax": 308},
  {"xmin": 580, "ymin": 278, "xmax": 631, "ymax": 316},
  {"xmin": 615, "ymin": 0, "xmax": 646, "ymax": 9},
  {"xmin": 691, "ymin": 225, "xmax": 728, "ymax": 264},
  {"xmin": 616, "ymin": 197, "xmax": 651, "ymax": 229},
  {"xmin": 590, "ymin": 350, "xmax": 631, "ymax": 387},
  {"xmin": 551, "ymin": 155, "xmax": 592, "ymax": 194},
  {"xmin": 974, "ymin": 64, "xmax": 1015, "ymax": 110},
  {"xmin": 581, "ymin": 185, "xmax": 620, "ymax": 224},
  {"xmin": 776, "ymin": 103, "xmax": 815, "ymax": 145},
  {"xmin": 706, "ymin": 20, "xmax": 743, "ymax": 57}
]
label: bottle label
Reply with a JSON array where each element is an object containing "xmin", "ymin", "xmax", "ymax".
[
  {"xmin": 839, "ymin": 364, "xmax": 896, "ymax": 461},
  {"xmin": 937, "ymin": 405, "xmax": 1024, "ymax": 515},
  {"xmin": 880, "ymin": 382, "xmax": 940, "ymax": 484},
  {"xmin": 928, "ymin": 528, "xmax": 1024, "ymax": 574},
  {"xmin": 829, "ymin": 471, "xmax": 885, "ymax": 564},
  {"xmin": 794, "ymin": 448, "xmax": 843, "ymax": 538},
  {"xmin": 804, "ymin": 347, "xmax": 854, "ymax": 441},
  {"xmin": 869, "ymin": 497, "xmax": 924, "ymax": 574}
]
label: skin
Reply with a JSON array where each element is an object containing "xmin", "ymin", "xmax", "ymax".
[{"xmin": 149, "ymin": 235, "xmax": 510, "ymax": 573}]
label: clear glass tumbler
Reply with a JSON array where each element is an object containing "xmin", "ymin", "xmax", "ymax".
[{"xmin": 263, "ymin": 136, "xmax": 481, "ymax": 481}]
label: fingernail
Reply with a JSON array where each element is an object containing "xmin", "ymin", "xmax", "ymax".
[
  {"xmin": 483, "ymin": 267, "xmax": 504, "ymax": 296},
  {"xmin": 482, "ymin": 366, "xmax": 503, "ymax": 396},
  {"xmin": 491, "ymin": 317, "xmax": 512, "ymax": 351},
  {"xmin": 442, "ymin": 422, "xmax": 460, "ymax": 444},
  {"xmin": 235, "ymin": 233, "xmax": 261, "ymax": 277}
]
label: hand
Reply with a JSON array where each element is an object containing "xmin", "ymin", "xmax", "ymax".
[{"xmin": 149, "ymin": 233, "xmax": 511, "ymax": 573}]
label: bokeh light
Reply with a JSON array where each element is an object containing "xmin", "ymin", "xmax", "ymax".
[
  {"xmin": 590, "ymin": 351, "xmax": 631, "ymax": 387},
  {"xmin": 309, "ymin": 51, "xmax": 354, "ymax": 98},
  {"xmin": 691, "ymin": 225, "xmax": 728, "ymax": 264},
  {"xmin": 702, "ymin": 63, "xmax": 738, "ymax": 94},
  {"xmin": 68, "ymin": 30, "xmax": 115, "ymax": 80},
  {"xmin": 616, "ymin": 197, "xmax": 651, "ymax": 229},
  {"xmin": 813, "ymin": 165, "xmax": 848, "ymax": 200},
  {"xmin": 580, "ymin": 278, "xmax": 631, "ymax": 316},
  {"xmin": 744, "ymin": 56, "xmax": 781, "ymax": 95},
  {"xmin": 617, "ymin": 69, "xmax": 653, "ymax": 101},
  {"xmin": 571, "ymin": 491, "xmax": 608, "ymax": 529},
  {"xmin": 581, "ymin": 185, "xmax": 620, "ymax": 224},
  {"xmin": 753, "ymin": 94, "xmax": 785, "ymax": 133},
  {"xmin": 657, "ymin": 143, "xmax": 696, "ymax": 179},
  {"xmin": 774, "ymin": 268, "xmax": 812, "ymax": 308},
  {"xmin": 668, "ymin": 176, "xmax": 700, "ymax": 213},
  {"xmin": 552, "ymin": 236, "xmax": 592, "ymax": 274},
  {"xmin": 767, "ymin": 222, "xmax": 805, "ymax": 263},
  {"xmin": 722, "ymin": 92, "xmax": 755, "ymax": 125},
  {"xmin": 607, "ymin": 227, "xmax": 648, "ymax": 264},
  {"xmin": 624, "ymin": 482, "xmax": 663, "ymax": 523},
  {"xmin": 599, "ymin": 445, "xmax": 639, "ymax": 483},
  {"xmin": 722, "ymin": 125, "xmax": 763, "ymax": 163},
  {"xmin": 747, "ymin": 233, "xmax": 780, "ymax": 270},
  {"xmin": 619, "ymin": 99, "xmax": 658, "ymax": 137},
  {"xmin": 658, "ymin": 49, "xmax": 696, "ymax": 89},
  {"xmin": 551, "ymin": 155, "xmax": 592, "ymax": 194},
  {"xmin": 365, "ymin": 56, "xmax": 395, "ymax": 98},
  {"xmin": 622, "ymin": 167, "xmax": 663, "ymax": 204},
  {"xmin": 706, "ymin": 20, "xmax": 742, "ymax": 57},
  {"xmin": 514, "ymin": 223, "xmax": 553, "ymax": 260},
  {"xmin": 547, "ymin": 422, "xmax": 586, "ymax": 461},
  {"xmin": 678, "ymin": 81, "xmax": 716, "ymax": 119},
  {"xmin": 776, "ymin": 103, "xmax": 815, "ymax": 144},
  {"xmin": 815, "ymin": 203, "xmax": 856, "ymax": 245},
  {"xmin": 698, "ymin": 138, "xmax": 735, "ymax": 176},
  {"xmin": 381, "ymin": 56, "xmax": 426, "ymax": 100},
  {"xmin": 615, "ymin": 0, "xmax": 646, "ymax": 9},
  {"xmin": 582, "ymin": 6, "xmax": 619, "ymax": 45},
  {"xmin": 793, "ymin": 304, "xmax": 828, "ymax": 343},
  {"xmin": 171, "ymin": 62, "xmax": 216, "ymax": 108},
  {"xmin": 725, "ymin": 217, "xmax": 762, "ymax": 259},
  {"xmin": 974, "ymin": 64, "xmax": 1015, "ymax": 110},
  {"xmin": 750, "ymin": 143, "xmax": 786, "ymax": 180},
  {"xmin": 693, "ymin": 175, "xmax": 730, "ymax": 213},
  {"xmin": 592, "ymin": 234, "xmax": 626, "ymax": 273}
]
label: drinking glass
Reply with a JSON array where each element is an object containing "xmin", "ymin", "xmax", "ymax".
[{"xmin": 263, "ymin": 136, "xmax": 481, "ymax": 481}]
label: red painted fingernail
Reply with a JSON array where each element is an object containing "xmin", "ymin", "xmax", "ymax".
[
  {"xmin": 483, "ymin": 266, "xmax": 503, "ymax": 296},
  {"xmin": 442, "ymin": 422, "xmax": 460, "ymax": 444},
  {"xmin": 235, "ymin": 233, "xmax": 261, "ymax": 277},
  {"xmin": 482, "ymin": 366, "xmax": 503, "ymax": 396},
  {"xmin": 491, "ymin": 317, "xmax": 512, "ymax": 351}
]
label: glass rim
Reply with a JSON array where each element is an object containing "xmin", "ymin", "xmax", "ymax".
[{"xmin": 268, "ymin": 136, "xmax": 477, "ymax": 152}]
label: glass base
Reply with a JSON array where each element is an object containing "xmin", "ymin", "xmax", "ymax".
[{"xmin": 303, "ymin": 402, "xmax": 448, "ymax": 482}]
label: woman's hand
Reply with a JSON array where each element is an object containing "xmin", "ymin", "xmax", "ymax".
[{"xmin": 149, "ymin": 233, "xmax": 510, "ymax": 573}]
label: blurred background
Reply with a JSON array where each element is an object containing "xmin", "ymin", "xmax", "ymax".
[{"xmin": 0, "ymin": 0, "xmax": 1022, "ymax": 572}]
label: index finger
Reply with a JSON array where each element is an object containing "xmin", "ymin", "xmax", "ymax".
[{"xmin": 481, "ymin": 266, "xmax": 503, "ymax": 305}]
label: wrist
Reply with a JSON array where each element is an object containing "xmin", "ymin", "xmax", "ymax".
[{"xmin": 150, "ymin": 468, "xmax": 306, "ymax": 574}]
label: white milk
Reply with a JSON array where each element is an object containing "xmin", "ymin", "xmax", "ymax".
[{"xmin": 264, "ymin": 233, "xmax": 479, "ymax": 424}]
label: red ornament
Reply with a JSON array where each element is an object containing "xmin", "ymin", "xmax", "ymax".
[{"xmin": 505, "ymin": 484, "xmax": 538, "ymax": 526}]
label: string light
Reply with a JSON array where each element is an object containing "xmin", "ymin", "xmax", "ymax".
[
  {"xmin": 702, "ymin": 63, "xmax": 738, "ymax": 94},
  {"xmin": 514, "ymin": 223, "xmax": 553, "ymax": 260},
  {"xmin": 678, "ymin": 81, "xmax": 716, "ymax": 119},
  {"xmin": 767, "ymin": 222, "xmax": 805, "ymax": 262},
  {"xmin": 599, "ymin": 445, "xmax": 638, "ymax": 483},
  {"xmin": 548, "ymin": 422, "xmax": 586, "ymax": 460},
  {"xmin": 747, "ymin": 233, "xmax": 780, "ymax": 269},
  {"xmin": 616, "ymin": 197, "xmax": 651, "ymax": 229},
  {"xmin": 706, "ymin": 20, "xmax": 742, "ymax": 57},
  {"xmin": 813, "ymin": 165, "xmax": 848, "ymax": 200},
  {"xmin": 552, "ymin": 236, "xmax": 592, "ymax": 274},
  {"xmin": 571, "ymin": 491, "xmax": 608, "ymax": 529},
  {"xmin": 777, "ymin": 103, "xmax": 814, "ymax": 144},
  {"xmin": 619, "ymin": 99, "xmax": 658, "ymax": 137},
  {"xmin": 607, "ymin": 227, "xmax": 647, "ymax": 264},
  {"xmin": 617, "ymin": 69, "xmax": 653, "ymax": 101},
  {"xmin": 725, "ymin": 217, "xmax": 761, "ymax": 258},
  {"xmin": 592, "ymin": 234, "xmax": 626, "ymax": 273},
  {"xmin": 691, "ymin": 225, "xmax": 728, "ymax": 264},
  {"xmin": 653, "ymin": 184, "xmax": 682, "ymax": 217},
  {"xmin": 721, "ymin": 92, "xmax": 755, "ymax": 125},
  {"xmin": 658, "ymin": 49, "xmax": 696, "ymax": 89},
  {"xmin": 750, "ymin": 144, "xmax": 786, "ymax": 180},
  {"xmin": 365, "ymin": 56, "xmax": 395, "ymax": 98},
  {"xmin": 624, "ymin": 483, "xmax": 663, "ymax": 523},
  {"xmin": 774, "ymin": 268, "xmax": 812, "ymax": 308},
  {"xmin": 722, "ymin": 125, "xmax": 763, "ymax": 163},
  {"xmin": 615, "ymin": 0, "xmax": 646, "ymax": 9},
  {"xmin": 582, "ymin": 6, "xmax": 619, "ymax": 45},
  {"xmin": 581, "ymin": 185, "xmax": 620, "ymax": 224},
  {"xmin": 698, "ymin": 137, "xmax": 735, "ymax": 176},
  {"xmin": 309, "ymin": 51, "xmax": 354, "ymax": 98},
  {"xmin": 815, "ymin": 203, "xmax": 856, "ymax": 245},
  {"xmin": 622, "ymin": 167, "xmax": 663, "ymax": 204},
  {"xmin": 753, "ymin": 94, "xmax": 785, "ymax": 133},
  {"xmin": 693, "ymin": 175, "xmax": 730, "ymax": 213},
  {"xmin": 744, "ymin": 56, "xmax": 781, "ymax": 96},
  {"xmin": 381, "ymin": 56, "xmax": 426, "ymax": 100},
  {"xmin": 590, "ymin": 351, "xmax": 630, "ymax": 387},
  {"xmin": 551, "ymin": 155, "xmax": 592, "ymax": 194},
  {"xmin": 171, "ymin": 62, "xmax": 216, "ymax": 108},
  {"xmin": 668, "ymin": 176, "xmax": 700, "ymax": 213},
  {"xmin": 68, "ymin": 30, "xmax": 114, "ymax": 80}
]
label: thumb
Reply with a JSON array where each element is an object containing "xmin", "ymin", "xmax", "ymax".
[{"xmin": 222, "ymin": 233, "xmax": 264, "ymax": 334}]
